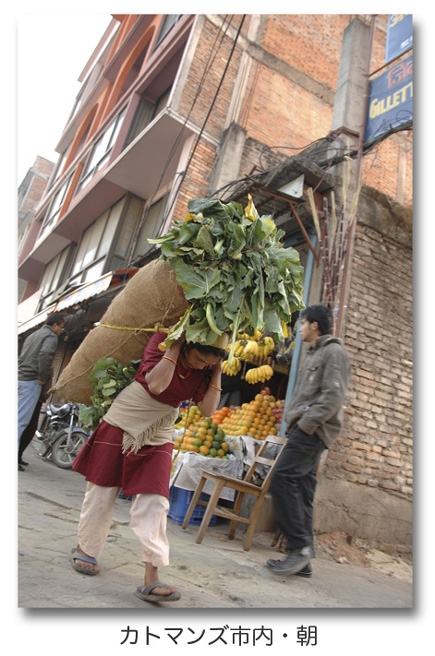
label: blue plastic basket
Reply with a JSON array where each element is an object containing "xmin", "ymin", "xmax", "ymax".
[{"xmin": 168, "ymin": 486, "xmax": 217, "ymax": 526}]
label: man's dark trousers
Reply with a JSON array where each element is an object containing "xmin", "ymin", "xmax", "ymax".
[{"xmin": 270, "ymin": 426, "xmax": 325, "ymax": 553}]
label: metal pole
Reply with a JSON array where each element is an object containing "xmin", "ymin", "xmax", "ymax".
[{"xmin": 280, "ymin": 234, "xmax": 318, "ymax": 436}]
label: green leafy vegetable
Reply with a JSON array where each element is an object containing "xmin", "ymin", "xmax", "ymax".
[
  {"xmin": 78, "ymin": 357, "xmax": 141, "ymax": 430},
  {"xmin": 148, "ymin": 195, "xmax": 305, "ymax": 358}
]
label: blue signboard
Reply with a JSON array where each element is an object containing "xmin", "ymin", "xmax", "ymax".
[
  {"xmin": 385, "ymin": 14, "xmax": 413, "ymax": 63},
  {"xmin": 365, "ymin": 55, "xmax": 413, "ymax": 144}
]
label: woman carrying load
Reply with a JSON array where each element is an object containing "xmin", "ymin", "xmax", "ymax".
[{"xmin": 70, "ymin": 329, "xmax": 227, "ymax": 603}]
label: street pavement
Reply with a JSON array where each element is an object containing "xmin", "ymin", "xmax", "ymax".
[{"xmin": 17, "ymin": 440, "xmax": 413, "ymax": 610}]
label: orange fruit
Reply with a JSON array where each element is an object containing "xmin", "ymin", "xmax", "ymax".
[{"xmin": 199, "ymin": 445, "xmax": 209, "ymax": 455}]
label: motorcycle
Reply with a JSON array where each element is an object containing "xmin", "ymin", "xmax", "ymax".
[{"xmin": 35, "ymin": 401, "xmax": 89, "ymax": 469}]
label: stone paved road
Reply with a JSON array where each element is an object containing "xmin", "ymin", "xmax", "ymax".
[{"xmin": 18, "ymin": 442, "xmax": 412, "ymax": 610}]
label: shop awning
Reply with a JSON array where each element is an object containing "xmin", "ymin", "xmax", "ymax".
[{"xmin": 18, "ymin": 269, "xmax": 138, "ymax": 335}]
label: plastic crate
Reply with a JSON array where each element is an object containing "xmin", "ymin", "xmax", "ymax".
[{"xmin": 168, "ymin": 486, "xmax": 217, "ymax": 526}]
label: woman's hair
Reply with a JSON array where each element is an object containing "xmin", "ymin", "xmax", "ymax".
[{"xmin": 184, "ymin": 342, "xmax": 226, "ymax": 360}]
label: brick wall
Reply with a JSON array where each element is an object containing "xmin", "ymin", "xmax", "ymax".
[
  {"xmin": 177, "ymin": 14, "xmax": 412, "ymax": 207},
  {"xmin": 324, "ymin": 222, "xmax": 413, "ymax": 499}
]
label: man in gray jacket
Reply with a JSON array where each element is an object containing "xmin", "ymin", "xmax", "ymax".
[
  {"xmin": 267, "ymin": 305, "xmax": 350, "ymax": 577},
  {"xmin": 18, "ymin": 313, "xmax": 64, "ymax": 470}
]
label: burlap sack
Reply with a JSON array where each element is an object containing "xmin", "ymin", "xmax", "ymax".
[{"xmin": 51, "ymin": 259, "xmax": 188, "ymax": 404}]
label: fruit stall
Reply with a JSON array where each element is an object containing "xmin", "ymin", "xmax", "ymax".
[
  {"xmin": 73, "ymin": 195, "xmax": 304, "ymax": 527},
  {"xmin": 168, "ymin": 381, "xmax": 287, "ymax": 525}
]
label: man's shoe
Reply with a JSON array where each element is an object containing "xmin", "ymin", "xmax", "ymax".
[
  {"xmin": 267, "ymin": 546, "xmax": 312, "ymax": 576},
  {"xmin": 295, "ymin": 563, "xmax": 312, "ymax": 578},
  {"xmin": 18, "ymin": 464, "xmax": 25, "ymax": 472},
  {"xmin": 267, "ymin": 559, "xmax": 312, "ymax": 577},
  {"xmin": 19, "ymin": 458, "xmax": 29, "ymax": 466}
]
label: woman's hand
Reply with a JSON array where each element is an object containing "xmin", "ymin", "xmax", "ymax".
[
  {"xmin": 197, "ymin": 359, "xmax": 223, "ymax": 417},
  {"xmin": 145, "ymin": 333, "xmax": 185, "ymax": 395}
]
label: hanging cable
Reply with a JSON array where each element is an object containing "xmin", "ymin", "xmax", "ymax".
[{"xmin": 127, "ymin": 15, "xmax": 236, "ymax": 264}]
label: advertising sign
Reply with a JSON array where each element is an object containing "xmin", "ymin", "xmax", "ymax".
[
  {"xmin": 385, "ymin": 14, "xmax": 413, "ymax": 63},
  {"xmin": 365, "ymin": 55, "xmax": 413, "ymax": 144}
]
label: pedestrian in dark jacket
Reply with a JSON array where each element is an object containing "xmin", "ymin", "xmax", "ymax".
[
  {"xmin": 267, "ymin": 305, "xmax": 350, "ymax": 577},
  {"xmin": 18, "ymin": 313, "xmax": 64, "ymax": 470}
]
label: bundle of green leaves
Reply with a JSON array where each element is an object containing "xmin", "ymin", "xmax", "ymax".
[
  {"xmin": 149, "ymin": 196, "xmax": 305, "ymax": 362},
  {"xmin": 78, "ymin": 357, "xmax": 141, "ymax": 430}
]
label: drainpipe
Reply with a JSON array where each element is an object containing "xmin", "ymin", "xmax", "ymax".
[{"xmin": 280, "ymin": 233, "xmax": 318, "ymax": 436}]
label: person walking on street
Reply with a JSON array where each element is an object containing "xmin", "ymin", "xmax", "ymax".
[
  {"xmin": 70, "ymin": 329, "xmax": 227, "ymax": 603},
  {"xmin": 18, "ymin": 313, "xmax": 64, "ymax": 470},
  {"xmin": 267, "ymin": 305, "xmax": 350, "ymax": 577}
]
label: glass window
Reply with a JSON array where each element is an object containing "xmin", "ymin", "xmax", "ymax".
[
  {"xmin": 132, "ymin": 194, "xmax": 168, "ymax": 259},
  {"xmin": 124, "ymin": 97, "xmax": 154, "ymax": 147},
  {"xmin": 71, "ymin": 213, "xmax": 108, "ymax": 277},
  {"xmin": 154, "ymin": 86, "xmax": 172, "ymax": 117},
  {"xmin": 79, "ymin": 108, "xmax": 126, "ymax": 190},
  {"xmin": 38, "ymin": 247, "xmax": 70, "ymax": 310},
  {"xmin": 83, "ymin": 259, "xmax": 105, "ymax": 283},
  {"xmin": 155, "ymin": 15, "xmax": 181, "ymax": 47},
  {"xmin": 68, "ymin": 199, "xmax": 124, "ymax": 285},
  {"xmin": 40, "ymin": 175, "xmax": 72, "ymax": 236},
  {"xmin": 98, "ymin": 203, "xmax": 121, "ymax": 256}
]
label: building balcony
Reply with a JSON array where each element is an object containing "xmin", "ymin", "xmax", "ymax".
[{"xmin": 18, "ymin": 108, "xmax": 196, "ymax": 282}]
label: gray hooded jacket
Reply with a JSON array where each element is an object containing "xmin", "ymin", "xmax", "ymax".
[{"xmin": 284, "ymin": 334, "xmax": 350, "ymax": 448}]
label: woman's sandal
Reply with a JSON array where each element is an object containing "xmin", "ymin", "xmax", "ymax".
[
  {"xmin": 69, "ymin": 548, "xmax": 99, "ymax": 575},
  {"xmin": 135, "ymin": 582, "xmax": 181, "ymax": 602}
]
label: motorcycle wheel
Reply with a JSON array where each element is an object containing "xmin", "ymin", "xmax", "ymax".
[{"xmin": 51, "ymin": 430, "xmax": 87, "ymax": 469}]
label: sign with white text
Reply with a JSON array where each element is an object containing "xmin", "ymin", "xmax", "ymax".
[
  {"xmin": 365, "ymin": 55, "xmax": 413, "ymax": 144},
  {"xmin": 385, "ymin": 14, "xmax": 413, "ymax": 63}
]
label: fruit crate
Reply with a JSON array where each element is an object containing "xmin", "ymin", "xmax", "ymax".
[{"xmin": 168, "ymin": 486, "xmax": 217, "ymax": 526}]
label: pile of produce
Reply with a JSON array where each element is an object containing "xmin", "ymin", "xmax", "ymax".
[
  {"xmin": 217, "ymin": 389, "xmax": 282, "ymax": 440},
  {"xmin": 271, "ymin": 399, "xmax": 285, "ymax": 430},
  {"xmin": 175, "ymin": 406, "xmax": 230, "ymax": 458},
  {"xmin": 149, "ymin": 195, "xmax": 305, "ymax": 360}
]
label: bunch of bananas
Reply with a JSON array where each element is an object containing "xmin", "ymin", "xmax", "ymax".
[
  {"xmin": 222, "ymin": 357, "xmax": 242, "ymax": 376},
  {"xmin": 245, "ymin": 364, "xmax": 274, "ymax": 384},
  {"xmin": 232, "ymin": 334, "xmax": 275, "ymax": 361}
]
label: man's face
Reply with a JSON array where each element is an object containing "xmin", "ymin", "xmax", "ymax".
[
  {"xmin": 53, "ymin": 322, "xmax": 64, "ymax": 336},
  {"xmin": 299, "ymin": 317, "xmax": 318, "ymax": 343}
]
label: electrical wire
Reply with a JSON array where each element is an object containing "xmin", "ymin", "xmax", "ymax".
[
  {"xmin": 160, "ymin": 14, "xmax": 246, "ymax": 224},
  {"xmin": 128, "ymin": 15, "xmax": 236, "ymax": 265}
]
